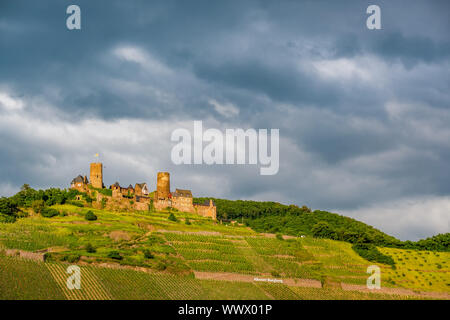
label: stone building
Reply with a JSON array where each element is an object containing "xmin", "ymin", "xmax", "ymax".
[
  {"xmin": 135, "ymin": 183, "xmax": 149, "ymax": 197},
  {"xmin": 153, "ymin": 172, "xmax": 217, "ymax": 220},
  {"xmin": 90, "ymin": 162, "xmax": 103, "ymax": 189},
  {"xmin": 194, "ymin": 199, "xmax": 217, "ymax": 220},
  {"xmin": 172, "ymin": 189, "xmax": 194, "ymax": 212},
  {"xmin": 70, "ymin": 175, "xmax": 89, "ymax": 192}
]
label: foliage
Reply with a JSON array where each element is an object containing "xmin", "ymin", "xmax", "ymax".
[
  {"xmin": 31, "ymin": 200, "xmax": 45, "ymax": 214},
  {"xmin": 196, "ymin": 197, "xmax": 449, "ymax": 252},
  {"xmin": 63, "ymin": 254, "xmax": 81, "ymax": 263},
  {"xmin": 143, "ymin": 249, "xmax": 154, "ymax": 259},
  {"xmin": 85, "ymin": 211, "xmax": 97, "ymax": 221},
  {"xmin": 352, "ymin": 243, "xmax": 396, "ymax": 268},
  {"xmin": 9, "ymin": 185, "xmax": 81, "ymax": 208},
  {"xmin": 107, "ymin": 251, "xmax": 123, "ymax": 260},
  {"xmin": 41, "ymin": 208, "xmax": 59, "ymax": 218},
  {"xmin": 101, "ymin": 198, "xmax": 107, "ymax": 209},
  {"xmin": 185, "ymin": 218, "xmax": 191, "ymax": 225},
  {"xmin": 0, "ymin": 197, "xmax": 19, "ymax": 222},
  {"xmin": 85, "ymin": 243, "xmax": 96, "ymax": 253},
  {"xmin": 168, "ymin": 213, "xmax": 177, "ymax": 222}
]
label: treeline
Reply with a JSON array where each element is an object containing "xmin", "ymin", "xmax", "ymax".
[
  {"xmin": 0, "ymin": 184, "xmax": 85, "ymax": 222},
  {"xmin": 194, "ymin": 197, "xmax": 449, "ymax": 252}
]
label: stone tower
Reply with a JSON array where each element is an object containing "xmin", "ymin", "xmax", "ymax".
[
  {"xmin": 156, "ymin": 172, "xmax": 170, "ymax": 199},
  {"xmin": 90, "ymin": 163, "xmax": 103, "ymax": 189}
]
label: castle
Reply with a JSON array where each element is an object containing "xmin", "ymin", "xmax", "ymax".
[{"xmin": 70, "ymin": 162, "xmax": 216, "ymax": 220}]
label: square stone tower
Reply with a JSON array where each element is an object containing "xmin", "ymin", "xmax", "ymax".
[{"xmin": 90, "ymin": 162, "xmax": 103, "ymax": 189}]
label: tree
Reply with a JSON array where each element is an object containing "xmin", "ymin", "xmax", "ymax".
[
  {"xmin": 41, "ymin": 208, "xmax": 59, "ymax": 218},
  {"xmin": 85, "ymin": 211, "xmax": 97, "ymax": 221},
  {"xmin": 21, "ymin": 184, "xmax": 31, "ymax": 191},
  {"xmin": 168, "ymin": 213, "xmax": 177, "ymax": 222},
  {"xmin": 311, "ymin": 222, "xmax": 336, "ymax": 239},
  {"xmin": 0, "ymin": 197, "xmax": 19, "ymax": 218},
  {"xmin": 143, "ymin": 249, "xmax": 154, "ymax": 259},
  {"xmin": 85, "ymin": 243, "xmax": 96, "ymax": 253},
  {"xmin": 107, "ymin": 251, "xmax": 122, "ymax": 260},
  {"xmin": 31, "ymin": 200, "xmax": 45, "ymax": 214}
]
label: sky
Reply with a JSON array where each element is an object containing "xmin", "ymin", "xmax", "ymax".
[{"xmin": 0, "ymin": 0, "xmax": 449, "ymax": 240}]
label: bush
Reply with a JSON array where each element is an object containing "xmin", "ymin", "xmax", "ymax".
[
  {"xmin": 67, "ymin": 200, "xmax": 84, "ymax": 207},
  {"xmin": 85, "ymin": 243, "xmax": 96, "ymax": 253},
  {"xmin": 63, "ymin": 254, "xmax": 80, "ymax": 263},
  {"xmin": 107, "ymin": 251, "xmax": 122, "ymax": 260},
  {"xmin": 352, "ymin": 243, "xmax": 396, "ymax": 268},
  {"xmin": 185, "ymin": 218, "xmax": 191, "ymax": 225},
  {"xmin": 41, "ymin": 208, "xmax": 59, "ymax": 218},
  {"xmin": 0, "ymin": 197, "xmax": 19, "ymax": 222},
  {"xmin": 143, "ymin": 249, "xmax": 154, "ymax": 259},
  {"xmin": 85, "ymin": 211, "xmax": 97, "ymax": 221},
  {"xmin": 276, "ymin": 233, "xmax": 284, "ymax": 241},
  {"xmin": 168, "ymin": 213, "xmax": 177, "ymax": 222},
  {"xmin": 31, "ymin": 200, "xmax": 45, "ymax": 214}
]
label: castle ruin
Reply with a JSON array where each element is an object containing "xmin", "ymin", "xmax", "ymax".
[{"xmin": 70, "ymin": 162, "xmax": 216, "ymax": 220}]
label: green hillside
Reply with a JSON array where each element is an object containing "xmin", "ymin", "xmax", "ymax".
[{"xmin": 0, "ymin": 203, "xmax": 449, "ymax": 300}]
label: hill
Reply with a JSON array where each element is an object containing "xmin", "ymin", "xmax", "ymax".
[
  {"xmin": 194, "ymin": 198, "xmax": 450, "ymax": 252},
  {"xmin": 0, "ymin": 203, "xmax": 449, "ymax": 299}
]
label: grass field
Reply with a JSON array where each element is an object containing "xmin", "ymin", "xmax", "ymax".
[{"xmin": 0, "ymin": 204, "xmax": 448, "ymax": 299}]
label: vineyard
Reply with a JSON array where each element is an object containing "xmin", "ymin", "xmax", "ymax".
[
  {"xmin": 0, "ymin": 255, "xmax": 427, "ymax": 300},
  {"xmin": 0, "ymin": 204, "xmax": 449, "ymax": 300}
]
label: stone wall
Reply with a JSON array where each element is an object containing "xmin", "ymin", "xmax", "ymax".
[{"xmin": 194, "ymin": 200, "xmax": 217, "ymax": 220}]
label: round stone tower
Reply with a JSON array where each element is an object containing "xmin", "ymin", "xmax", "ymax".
[{"xmin": 156, "ymin": 172, "xmax": 170, "ymax": 199}]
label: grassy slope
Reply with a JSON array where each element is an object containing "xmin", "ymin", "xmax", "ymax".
[{"xmin": 0, "ymin": 204, "xmax": 448, "ymax": 299}]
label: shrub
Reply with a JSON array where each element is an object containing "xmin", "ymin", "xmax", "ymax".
[
  {"xmin": 41, "ymin": 208, "xmax": 59, "ymax": 218},
  {"xmin": 31, "ymin": 200, "xmax": 45, "ymax": 214},
  {"xmin": 168, "ymin": 213, "xmax": 177, "ymax": 222},
  {"xmin": 0, "ymin": 197, "xmax": 19, "ymax": 222},
  {"xmin": 67, "ymin": 200, "xmax": 84, "ymax": 207},
  {"xmin": 85, "ymin": 211, "xmax": 97, "ymax": 221},
  {"xmin": 143, "ymin": 249, "xmax": 154, "ymax": 259},
  {"xmin": 276, "ymin": 233, "xmax": 284, "ymax": 241},
  {"xmin": 352, "ymin": 243, "xmax": 396, "ymax": 268},
  {"xmin": 156, "ymin": 262, "xmax": 167, "ymax": 271},
  {"xmin": 85, "ymin": 243, "xmax": 96, "ymax": 253},
  {"xmin": 185, "ymin": 218, "xmax": 191, "ymax": 225},
  {"xmin": 271, "ymin": 271, "xmax": 281, "ymax": 277},
  {"xmin": 63, "ymin": 254, "xmax": 80, "ymax": 263},
  {"xmin": 107, "ymin": 251, "xmax": 123, "ymax": 260}
]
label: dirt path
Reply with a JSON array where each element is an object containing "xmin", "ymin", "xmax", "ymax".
[
  {"xmin": 194, "ymin": 271, "xmax": 322, "ymax": 288},
  {"xmin": 341, "ymin": 283, "xmax": 450, "ymax": 299},
  {"xmin": 194, "ymin": 271, "xmax": 449, "ymax": 299}
]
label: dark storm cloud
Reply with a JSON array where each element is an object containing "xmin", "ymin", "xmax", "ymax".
[{"xmin": 0, "ymin": 0, "xmax": 449, "ymax": 240}]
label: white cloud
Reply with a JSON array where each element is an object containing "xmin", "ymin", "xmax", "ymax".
[
  {"xmin": 208, "ymin": 99, "xmax": 240, "ymax": 117},
  {"xmin": 0, "ymin": 91, "xmax": 24, "ymax": 111},
  {"xmin": 113, "ymin": 46, "xmax": 172, "ymax": 75}
]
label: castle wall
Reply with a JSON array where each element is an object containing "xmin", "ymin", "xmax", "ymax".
[
  {"xmin": 194, "ymin": 200, "xmax": 217, "ymax": 220},
  {"xmin": 90, "ymin": 163, "xmax": 103, "ymax": 189},
  {"xmin": 172, "ymin": 196, "xmax": 195, "ymax": 213}
]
